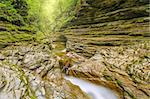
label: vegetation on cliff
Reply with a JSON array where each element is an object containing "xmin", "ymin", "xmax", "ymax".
[
  {"xmin": 0, "ymin": 0, "xmax": 150, "ymax": 99},
  {"xmin": 0, "ymin": 0, "xmax": 79, "ymax": 48}
]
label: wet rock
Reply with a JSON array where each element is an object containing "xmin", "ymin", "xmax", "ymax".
[
  {"xmin": 0, "ymin": 44, "xmax": 89, "ymax": 99},
  {"xmin": 66, "ymin": 42, "xmax": 150, "ymax": 99},
  {"xmin": 61, "ymin": 1, "xmax": 150, "ymax": 98}
]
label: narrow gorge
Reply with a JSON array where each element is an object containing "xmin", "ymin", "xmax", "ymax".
[{"xmin": 0, "ymin": 0, "xmax": 150, "ymax": 99}]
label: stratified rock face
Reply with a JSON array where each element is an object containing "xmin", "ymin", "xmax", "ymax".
[
  {"xmin": 0, "ymin": 0, "xmax": 149, "ymax": 99},
  {"xmin": 65, "ymin": 42, "xmax": 150, "ymax": 99},
  {"xmin": 0, "ymin": 0, "xmax": 36, "ymax": 49},
  {"xmin": 61, "ymin": 0, "xmax": 150, "ymax": 99},
  {"xmin": 69, "ymin": 0, "xmax": 149, "ymax": 26},
  {"xmin": 0, "ymin": 43, "xmax": 90, "ymax": 99},
  {"xmin": 64, "ymin": 0, "xmax": 150, "ymax": 57}
]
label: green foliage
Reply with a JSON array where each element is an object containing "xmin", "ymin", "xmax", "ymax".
[
  {"xmin": 12, "ymin": 0, "xmax": 28, "ymax": 16},
  {"xmin": 0, "ymin": 0, "xmax": 80, "ymax": 48},
  {"xmin": 0, "ymin": 0, "xmax": 80, "ymax": 32},
  {"xmin": 0, "ymin": 1, "xmax": 25, "ymax": 26},
  {"xmin": 27, "ymin": 0, "xmax": 80, "ymax": 32}
]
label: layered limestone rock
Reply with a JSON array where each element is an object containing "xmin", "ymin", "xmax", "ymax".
[
  {"xmin": 64, "ymin": 41, "xmax": 150, "ymax": 99},
  {"xmin": 0, "ymin": 43, "xmax": 90, "ymax": 99},
  {"xmin": 64, "ymin": 0, "xmax": 150, "ymax": 57},
  {"xmin": 0, "ymin": 0, "xmax": 36, "ymax": 49},
  {"xmin": 0, "ymin": 0, "xmax": 150, "ymax": 99},
  {"xmin": 59, "ymin": 0, "xmax": 150, "ymax": 99}
]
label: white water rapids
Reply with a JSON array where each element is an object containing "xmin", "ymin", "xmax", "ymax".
[{"xmin": 64, "ymin": 76, "xmax": 118, "ymax": 99}]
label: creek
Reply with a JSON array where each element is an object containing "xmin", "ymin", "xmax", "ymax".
[{"xmin": 64, "ymin": 76, "xmax": 118, "ymax": 99}]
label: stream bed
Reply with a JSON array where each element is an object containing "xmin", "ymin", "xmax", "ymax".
[{"xmin": 64, "ymin": 76, "xmax": 118, "ymax": 99}]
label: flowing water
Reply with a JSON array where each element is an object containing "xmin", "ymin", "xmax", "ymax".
[{"xmin": 64, "ymin": 76, "xmax": 118, "ymax": 99}]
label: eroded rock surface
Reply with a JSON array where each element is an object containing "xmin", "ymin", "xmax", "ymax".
[
  {"xmin": 0, "ymin": 43, "xmax": 89, "ymax": 99},
  {"xmin": 65, "ymin": 41, "xmax": 150, "ymax": 99},
  {"xmin": 61, "ymin": 1, "xmax": 150, "ymax": 98},
  {"xmin": 64, "ymin": 0, "xmax": 150, "ymax": 58},
  {"xmin": 1, "ymin": 0, "xmax": 150, "ymax": 99}
]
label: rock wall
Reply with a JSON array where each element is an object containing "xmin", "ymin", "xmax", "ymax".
[
  {"xmin": 0, "ymin": 43, "xmax": 90, "ymax": 99},
  {"xmin": 0, "ymin": 0, "xmax": 36, "ymax": 49},
  {"xmin": 64, "ymin": 0, "xmax": 150, "ymax": 57},
  {"xmin": 61, "ymin": 0, "xmax": 150, "ymax": 99},
  {"xmin": 0, "ymin": 0, "xmax": 150, "ymax": 99},
  {"xmin": 69, "ymin": 0, "xmax": 149, "ymax": 26},
  {"xmin": 65, "ymin": 42, "xmax": 150, "ymax": 99}
]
